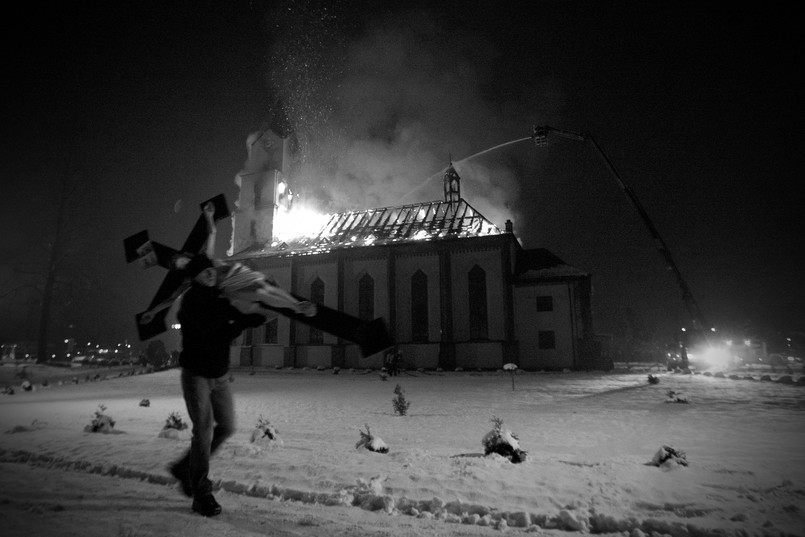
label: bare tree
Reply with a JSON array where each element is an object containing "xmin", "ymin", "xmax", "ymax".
[{"xmin": 1, "ymin": 150, "xmax": 101, "ymax": 363}]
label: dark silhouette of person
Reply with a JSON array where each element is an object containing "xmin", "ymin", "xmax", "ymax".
[{"xmin": 168, "ymin": 254, "xmax": 265, "ymax": 517}]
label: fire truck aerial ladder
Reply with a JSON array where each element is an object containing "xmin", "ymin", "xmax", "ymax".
[{"xmin": 531, "ymin": 125, "xmax": 713, "ymax": 367}]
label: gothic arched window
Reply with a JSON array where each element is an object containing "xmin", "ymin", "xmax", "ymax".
[
  {"xmin": 263, "ymin": 318, "xmax": 278, "ymax": 344},
  {"xmin": 358, "ymin": 273, "xmax": 374, "ymax": 321},
  {"xmin": 309, "ymin": 277, "xmax": 325, "ymax": 344},
  {"xmin": 468, "ymin": 265, "xmax": 488, "ymax": 340},
  {"xmin": 411, "ymin": 270, "xmax": 428, "ymax": 341}
]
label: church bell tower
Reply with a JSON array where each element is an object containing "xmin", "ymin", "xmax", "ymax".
[{"xmin": 229, "ymin": 128, "xmax": 295, "ymax": 255}]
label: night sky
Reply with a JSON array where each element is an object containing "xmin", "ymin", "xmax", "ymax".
[{"xmin": 2, "ymin": 1, "xmax": 802, "ymax": 350}]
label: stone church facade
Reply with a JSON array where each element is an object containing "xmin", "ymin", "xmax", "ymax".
[{"xmin": 225, "ymin": 131, "xmax": 601, "ymax": 371}]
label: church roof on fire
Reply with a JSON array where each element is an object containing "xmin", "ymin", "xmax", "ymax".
[{"xmin": 233, "ymin": 198, "xmax": 504, "ymax": 258}]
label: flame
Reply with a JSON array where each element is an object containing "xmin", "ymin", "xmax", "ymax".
[
  {"xmin": 273, "ymin": 207, "xmax": 331, "ymax": 242},
  {"xmin": 266, "ymin": 199, "xmax": 502, "ymax": 252}
]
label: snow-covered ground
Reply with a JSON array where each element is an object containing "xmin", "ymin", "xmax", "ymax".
[{"xmin": 1, "ymin": 365, "xmax": 803, "ymax": 536}]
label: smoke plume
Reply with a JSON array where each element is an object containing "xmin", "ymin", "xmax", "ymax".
[{"xmin": 259, "ymin": 1, "xmax": 560, "ymax": 230}]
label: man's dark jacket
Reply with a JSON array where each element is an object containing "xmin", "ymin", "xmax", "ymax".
[{"xmin": 178, "ymin": 282, "xmax": 264, "ymax": 378}]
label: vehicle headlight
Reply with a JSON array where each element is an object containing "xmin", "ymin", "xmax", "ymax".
[{"xmin": 697, "ymin": 346, "xmax": 732, "ymax": 370}]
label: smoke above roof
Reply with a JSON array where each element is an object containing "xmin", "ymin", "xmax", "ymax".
[{"xmin": 251, "ymin": 1, "xmax": 562, "ymax": 232}]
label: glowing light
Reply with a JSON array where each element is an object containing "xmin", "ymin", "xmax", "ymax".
[
  {"xmin": 277, "ymin": 181, "xmax": 286, "ymax": 195},
  {"xmin": 273, "ymin": 207, "xmax": 331, "ymax": 242},
  {"xmin": 687, "ymin": 345, "xmax": 735, "ymax": 371}
]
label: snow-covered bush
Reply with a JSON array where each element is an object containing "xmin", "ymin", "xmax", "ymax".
[
  {"xmin": 5, "ymin": 419, "xmax": 47, "ymax": 434},
  {"xmin": 158, "ymin": 411, "xmax": 190, "ymax": 439},
  {"xmin": 649, "ymin": 445, "xmax": 688, "ymax": 468},
  {"xmin": 482, "ymin": 416, "xmax": 527, "ymax": 463},
  {"xmin": 356, "ymin": 424, "xmax": 388, "ymax": 453},
  {"xmin": 163, "ymin": 411, "xmax": 188, "ymax": 431},
  {"xmin": 666, "ymin": 390, "xmax": 688, "ymax": 403},
  {"xmin": 84, "ymin": 404, "xmax": 115, "ymax": 433},
  {"xmin": 250, "ymin": 414, "xmax": 282, "ymax": 445},
  {"xmin": 392, "ymin": 384, "xmax": 410, "ymax": 416}
]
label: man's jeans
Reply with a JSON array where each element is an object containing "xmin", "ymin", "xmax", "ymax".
[{"xmin": 173, "ymin": 369, "xmax": 235, "ymax": 497}]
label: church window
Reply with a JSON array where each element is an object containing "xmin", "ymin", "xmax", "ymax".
[
  {"xmin": 538, "ymin": 330, "xmax": 556, "ymax": 349},
  {"xmin": 263, "ymin": 317, "xmax": 278, "ymax": 344},
  {"xmin": 468, "ymin": 265, "xmax": 488, "ymax": 339},
  {"xmin": 243, "ymin": 327, "xmax": 253, "ymax": 346},
  {"xmin": 358, "ymin": 273, "xmax": 374, "ymax": 320},
  {"xmin": 411, "ymin": 270, "xmax": 428, "ymax": 341},
  {"xmin": 537, "ymin": 295, "xmax": 553, "ymax": 312},
  {"xmin": 309, "ymin": 277, "xmax": 325, "ymax": 344}
]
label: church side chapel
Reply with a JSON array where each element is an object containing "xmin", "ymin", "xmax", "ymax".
[{"xmin": 226, "ymin": 129, "xmax": 603, "ymax": 371}]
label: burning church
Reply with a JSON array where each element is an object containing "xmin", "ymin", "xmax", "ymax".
[{"xmin": 225, "ymin": 130, "xmax": 603, "ymax": 371}]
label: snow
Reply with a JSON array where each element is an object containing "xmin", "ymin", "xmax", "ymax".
[{"xmin": 1, "ymin": 365, "xmax": 804, "ymax": 536}]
